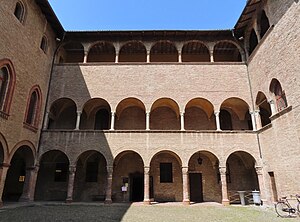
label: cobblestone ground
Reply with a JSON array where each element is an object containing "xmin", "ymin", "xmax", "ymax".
[{"xmin": 0, "ymin": 202, "xmax": 299, "ymax": 222}]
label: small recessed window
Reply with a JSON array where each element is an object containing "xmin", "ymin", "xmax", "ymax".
[
  {"xmin": 40, "ymin": 36, "xmax": 48, "ymax": 53},
  {"xmin": 14, "ymin": 1, "xmax": 25, "ymax": 23},
  {"xmin": 160, "ymin": 163, "xmax": 173, "ymax": 183},
  {"xmin": 24, "ymin": 86, "xmax": 42, "ymax": 128}
]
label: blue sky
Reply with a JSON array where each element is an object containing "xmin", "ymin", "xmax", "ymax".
[{"xmin": 48, "ymin": 0, "xmax": 247, "ymax": 31}]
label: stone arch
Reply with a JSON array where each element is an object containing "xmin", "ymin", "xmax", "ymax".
[
  {"xmin": 80, "ymin": 98, "xmax": 111, "ymax": 130},
  {"xmin": 150, "ymin": 98, "xmax": 180, "ymax": 130},
  {"xmin": 0, "ymin": 132, "xmax": 8, "ymax": 163},
  {"xmin": 184, "ymin": 98, "xmax": 216, "ymax": 130},
  {"xmin": 87, "ymin": 41, "xmax": 115, "ymax": 63},
  {"xmin": 115, "ymin": 97, "xmax": 146, "ymax": 130},
  {"xmin": 113, "ymin": 151, "xmax": 144, "ymax": 202},
  {"xmin": 73, "ymin": 150, "xmax": 107, "ymax": 201},
  {"xmin": 188, "ymin": 151, "xmax": 221, "ymax": 203},
  {"xmin": 214, "ymin": 41, "xmax": 242, "ymax": 62},
  {"xmin": 269, "ymin": 78, "xmax": 288, "ymax": 112},
  {"xmin": 8, "ymin": 140, "xmax": 36, "ymax": 165},
  {"xmin": 35, "ymin": 150, "xmax": 70, "ymax": 201},
  {"xmin": 48, "ymin": 98, "xmax": 77, "ymax": 129},
  {"xmin": 150, "ymin": 150, "xmax": 182, "ymax": 202},
  {"xmin": 3, "ymin": 145, "xmax": 35, "ymax": 201},
  {"xmin": 220, "ymin": 98, "xmax": 252, "ymax": 130},
  {"xmin": 182, "ymin": 41, "xmax": 210, "ymax": 62},
  {"xmin": 119, "ymin": 41, "xmax": 147, "ymax": 62},
  {"xmin": 226, "ymin": 151, "xmax": 259, "ymax": 200},
  {"xmin": 150, "ymin": 41, "xmax": 178, "ymax": 62},
  {"xmin": 255, "ymin": 91, "xmax": 271, "ymax": 127},
  {"xmin": 56, "ymin": 42, "xmax": 84, "ymax": 63}
]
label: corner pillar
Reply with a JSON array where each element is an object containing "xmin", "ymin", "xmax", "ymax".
[
  {"xmin": 254, "ymin": 110, "xmax": 262, "ymax": 130},
  {"xmin": 268, "ymin": 100, "xmax": 277, "ymax": 116},
  {"xmin": 250, "ymin": 111, "xmax": 257, "ymax": 131},
  {"xmin": 0, "ymin": 163, "xmax": 10, "ymax": 207},
  {"xmin": 19, "ymin": 166, "xmax": 39, "ymax": 202},
  {"xmin": 43, "ymin": 111, "xmax": 49, "ymax": 130}
]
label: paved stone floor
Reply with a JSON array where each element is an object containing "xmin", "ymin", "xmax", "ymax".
[{"xmin": 0, "ymin": 202, "xmax": 299, "ymax": 222}]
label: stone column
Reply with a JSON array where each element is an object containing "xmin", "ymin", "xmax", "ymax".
[
  {"xmin": 255, "ymin": 166, "xmax": 266, "ymax": 202},
  {"xmin": 146, "ymin": 112, "xmax": 150, "ymax": 130},
  {"xmin": 43, "ymin": 111, "xmax": 49, "ymax": 130},
  {"xmin": 105, "ymin": 166, "xmax": 113, "ymax": 204},
  {"xmin": 110, "ymin": 112, "xmax": 115, "ymax": 130},
  {"xmin": 178, "ymin": 50, "xmax": 182, "ymax": 63},
  {"xmin": 0, "ymin": 163, "xmax": 10, "ymax": 207},
  {"xmin": 209, "ymin": 49, "xmax": 214, "ymax": 62},
  {"xmin": 115, "ymin": 52, "xmax": 119, "ymax": 63},
  {"xmin": 255, "ymin": 110, "xmax": 262, "ymax": 130},
  {"xmin": 75, "ymin": 111, "xmax": 81, "ymax": 130},
  {"xmin": 19, "ymin": 166, "xmax": 39, "ymax": 202},
  {"xmin": 250, "ymin": 111, "xmax": 257, "ymax": 131},
  {"xmin": 146, "ymin": 50, "xmax": 150, "ymax": 63},
  {"xmin": 83, "ymin": 50, "xmax": 88, "ymax": 63},
  {"xmin": 143, "ymin": 166, "xmax": 151, "ymax": 205},
  {"xmin": 66, "ymin": 165, "xmax": 76, "ymax": 203},
  {"xmin": 182, "ymin": 167, "xmax": 190, "ymax": 205},
  {"xmin": 214, "ymin": 111, "xmax": 221, "ymax": 131},
  {"xmin": 219, "ymin": 166, "xmax": 229, "ymax": 205},
  {"xmin": 180, "ymin": 112, "xmax": 185, "ymax": 131},
  {"xmin": 269, "ymin": 100, "xmax": 277, "ymax": 116}
]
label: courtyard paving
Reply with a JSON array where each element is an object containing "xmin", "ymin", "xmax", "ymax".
[{"xmin": 0, "ymin": 202, "xmax": 299, "ymax": 222}]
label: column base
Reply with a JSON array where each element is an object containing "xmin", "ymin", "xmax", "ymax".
[
  {"xmin": 143, "ymin": 200, "xmax": 151, "ymax": 205},
  {"xmin": 65, "ymin": 198, "xmax": 73, "ymax": 204},
  {"xmin": 19, "ymin": 197, "xmax": 31, "ymax": 202},
  {"xmin": 104, "ymin": 199, "xmax": 112, "ymax": 204},
  {"xmin": 182, "ymin": 200, "xmax": 190, "ymax": 205},
  {"xmin": 222, "ymin": 199, "xmax": 230, "ymax": 206}
]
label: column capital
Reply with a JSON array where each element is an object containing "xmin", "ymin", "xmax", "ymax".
[
  {"xmin": 182, "ymin": 166, "xmax": 189, "ymax": 174},
  {"xmin": 214, "ymin": 110, "xmax": 220, "ymax": 116},
  {"xmin": 77, "ymin": 111, "xmax": 82, "ymax": 115},
  {"xmin": 255, "ymin": 166, "xmax": 263, "ymax": 175},
  {"xmin": 106, "ymin": 166, "xmax": 113, "ymax": 174},
  {"xmin": 268, "ymin": 99, "xmax": 275, "ymax": 104},
  {"xmin": 219, "ymin": 166, "xmax": 227, "ymax": 175},
  {"xmin": 111, "ymin": 111, "xmax": 115, "ymax": 116},
  {"xmin": 69, "ymin": 165, "xmax": 76, "ymax": 174},
  {"xmin": 0, "ymin": 163, "xmax": 10, "ymax": 168},
  {"xmin": 144, "ymin": 166, "xmax": 150, "ymax": 174},
  {"xmin": 180, "ymin": 111, "xmax": 185, "ymax": 116}
]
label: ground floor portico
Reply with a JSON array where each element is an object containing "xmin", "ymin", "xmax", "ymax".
[{"xmin": 0, "ymin": 131, "xmax": 267, "ymax": 206}]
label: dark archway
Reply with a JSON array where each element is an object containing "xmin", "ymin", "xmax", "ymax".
[
  {"xmin": 249, "ymin": 29, "xmax": 258, "ymax": 55},
  {"xmin": 3, "ymin": 146, "xmax": 34, "ymax": 201},
  {"xmin": 256, "ymin": 92, "xmax": 271, "ymax": 127},
  {"xmin": 226, "ymin": 151, "xmax": 259, "ymax": 203},
  {"xmin": 150, "ymin": 151, "xmax": 182, "ymax": 202},
  {"xmin": 87, "ymin": 42, "xmax": 115, "ymax": 63},
  {"xmin": 214, "ymin": 42, "xmax": 242, "ymax": 62},
  {"xmin": 74, "ymin": 151, "xmax": 107, "ymax": 201},
  {"xmin": 220, "ymin": 109, "xmax": 233, "ymax": 130},
  {"xmin": 35, "ymin": 150, "xmax": 69, "ymax": 201},
  {"xmin": 150, "ymin": 98, "xmax": 180, "ymax": 130},
  {"xmin": 260, "ymin": 10, "xmax": 270, "ymax": 38},
  {"xmin": 270, "ymin": 79, "xmax": 288, "ymax": 112},
  {"xmin": 119, "ymin": 42, "xmax": 147, "ymax": 62},
  {"xmin": 80, "ymin": 98, "xmax": 111, "ymax": 130},
  {"xmin": 150, "ymin": 41, "xmax": 178, "ymax": 62},
  {"xmin": 48, "ymin": 98, "xmax": 77, "ymax": 129},
  {"xmin": 112, "ymin": 151, "xmax": 144, "ymax": 202},
  {"xmin": 185, "ymin": 98, "xmax": 215, "ymax": 130},
  {"xmin": 188, "ymin": 151, "xmax": 221, "ymax": 203},
  {"xmin": 182, "ymin": 41, "xmax": 210, "ymax": 62},
  {"xmin": 115, "ymin": 98, "xmax": 146, "ymax": 130}
]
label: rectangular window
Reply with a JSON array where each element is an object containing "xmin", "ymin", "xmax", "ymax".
[
  {"xmin": 54, "ymin": 162, "xmax": 68, "ymax": 182},
  {"xmin": 160, "ymin": 163, "xmax": 172, "ymax": 183},
  {"xmin": 85, "ymin": 162, "xmax": 98, "ymax": 182}
]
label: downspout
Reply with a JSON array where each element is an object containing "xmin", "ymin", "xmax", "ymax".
[
  {"xmin": 36, "ymin": 32, "xmax": 66, "ymax": 158},
  {"xmin": 232, "ymin": 29, "xmax": 263, "ymax": 159}
]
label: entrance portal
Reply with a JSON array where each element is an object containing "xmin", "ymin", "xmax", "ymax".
[
  {"xmin": 189, "ymin": 173, "xmax": 203, "ymax": 202},
  {"xmin": 130, "ymin": 172, "xmax": 144, "ymax": 202}
]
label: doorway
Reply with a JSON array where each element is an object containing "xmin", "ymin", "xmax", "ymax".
[
  {"xmin": 130, "ymin": 173, "xmax": 144, "ymax": 202},
  {"xmin": 189, "ymin": 173, "xmax": 203, "ymax": 202}
]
